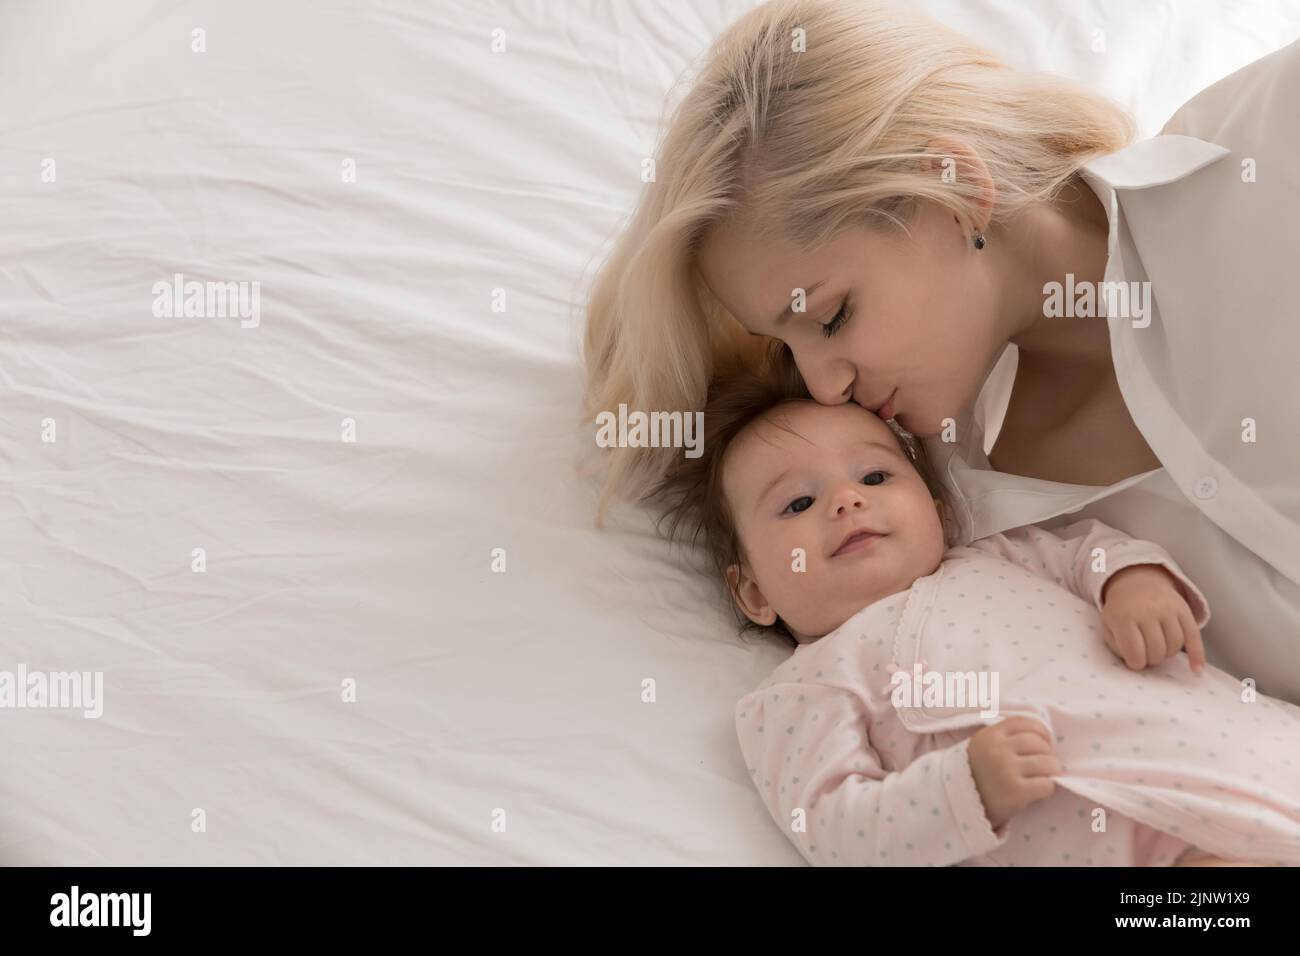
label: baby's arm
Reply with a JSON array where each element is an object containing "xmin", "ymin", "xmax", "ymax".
[
  {"xmin": 964, "ymin": 517, "xmax": 1211, "ymax": 669},
  {"xmin": 735, "ymin": 680, "xmax": 1008, "ymax": 867},
  {"xmin": 964, "ymin": 518, "xmax": 1210, "ymax": 624}
]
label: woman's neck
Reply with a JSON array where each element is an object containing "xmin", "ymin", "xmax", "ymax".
[{"xmin": 993, "ymin": 174, "xmax": 1114, "ymax": 373}]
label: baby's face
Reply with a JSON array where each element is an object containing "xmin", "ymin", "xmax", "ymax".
[{"xmin": 721, "ymin": 400, "xmax": 946, "ymax": 643}]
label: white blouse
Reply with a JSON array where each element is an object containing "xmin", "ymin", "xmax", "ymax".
[{"xmin": 923, "ymin": 39, "xmax": 1300, "ymax": 704}]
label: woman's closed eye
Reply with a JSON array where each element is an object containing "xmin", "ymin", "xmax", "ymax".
[
  {"xmin": 781, "ymin": 470, "xmax": 891, "ymax": 515},
  {"xmin": 820, "ymin": 299, "xmax": 850, "ymax": 338}
]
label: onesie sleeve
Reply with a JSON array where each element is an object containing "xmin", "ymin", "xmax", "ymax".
[
  {"xmin": 735, "ymin": 680, "xmax": 1008, "ymax": 866},
  {"xmin": 962, "ymin": 518, "xmax": 1210, "ymax": 628}
]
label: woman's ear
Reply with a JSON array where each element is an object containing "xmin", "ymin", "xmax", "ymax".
[
  {"xmin": 921, "ymin": 135, "xmax": 996, "ymax": 235},
  {"xmin": 725, "ymin": 561, "xmax": 778, "ymax": 626}
]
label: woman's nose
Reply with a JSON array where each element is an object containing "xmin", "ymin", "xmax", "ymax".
[{"xmin": 796, "ymin": 354, "xmax": 855, "ymax": 406}]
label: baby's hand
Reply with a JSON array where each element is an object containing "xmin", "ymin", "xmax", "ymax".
[
  {"xmin": 968, "ymin": 716, "xmax": 1062, "ymax": 831},
  {"xmin": 1100, "ymin": 564, "xmax": 1206, "ymax": 673}
]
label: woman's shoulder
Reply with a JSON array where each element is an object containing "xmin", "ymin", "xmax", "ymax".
[{"xmin": 1160, "ymin": 37, "xmax": 1300, "ymax": 141}]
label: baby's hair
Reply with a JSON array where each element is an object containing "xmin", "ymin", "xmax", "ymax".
[{"xmin": 649, "ymin": 344, "xmax": 956, "ymax": 648}]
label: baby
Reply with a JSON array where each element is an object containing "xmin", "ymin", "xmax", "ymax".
[{"xmin": 654, "ymin": 368, "xmax": 1300, "ymax": 867}]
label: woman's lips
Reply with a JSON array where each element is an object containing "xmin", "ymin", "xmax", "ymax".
[
  {"xmin": 876, "ymin": 389, "xmax": 897, "ymax": 421},
  {"xmin": 833, "ymin": 531, "xmax": 885, "ymax": 557}
]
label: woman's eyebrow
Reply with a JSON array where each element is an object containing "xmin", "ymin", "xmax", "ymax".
[
  {"xmin": 764, "ymin": 280, "xmax": 826, "ymax": 329},
  {"xmin": 747, "ymin": 279, "xmax": 827, "ymax": 335}
]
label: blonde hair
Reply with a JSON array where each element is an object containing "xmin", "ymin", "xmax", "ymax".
[
  {"xmin": 581, "ymin": 0, "xmax": 1133, "ymax": 519},
  {"xmin": 649, "ymin": 358, "xmax": 956, "ymax": 647}
]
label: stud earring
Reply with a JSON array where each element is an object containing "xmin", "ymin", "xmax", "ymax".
[{"xmin": 973, "ymin": 232, "xmax": 986, "ymax": 250}]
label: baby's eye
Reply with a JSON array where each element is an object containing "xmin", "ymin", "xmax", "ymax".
[
  {"xmin": 862, "ymin": 470, "xmax": 890, "ymax": 486},
  {"xmin": 783, "ymin": 495, "xmax": 814, "ymax": 515}
]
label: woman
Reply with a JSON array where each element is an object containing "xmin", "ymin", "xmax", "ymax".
[{"xmin": 582, "ymin": 0, "xmax": 1300, "ymax": 701}]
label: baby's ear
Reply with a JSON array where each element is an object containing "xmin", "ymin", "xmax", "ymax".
[{"xmin": 726, "ymin": 562, "xmax": 778, "ymax": 626}]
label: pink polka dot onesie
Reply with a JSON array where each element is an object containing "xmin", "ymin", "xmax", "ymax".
[{"xmin": 735, "ymin": 519, "xmax": 1300, "ymax": 866}]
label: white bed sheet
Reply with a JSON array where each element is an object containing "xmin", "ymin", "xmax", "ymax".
[{"xmin": 0, "ymin": 0, "xmax": 1296, "ymax": 865}]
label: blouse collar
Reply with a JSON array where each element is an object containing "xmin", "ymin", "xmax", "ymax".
[{"xmin": 924, "ymin": 134, "xmax": 1229, "ymax": 546}]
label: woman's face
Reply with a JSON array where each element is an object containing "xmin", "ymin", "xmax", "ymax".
[{"xmin": 697, "ymin": 200, "xmax": 1009, "ymax": 437}]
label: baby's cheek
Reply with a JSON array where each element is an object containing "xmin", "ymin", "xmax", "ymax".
[
  {"xmin": 763, "ymin": 548, "xmax": 819, "ymax": 610},
  {"xmin": 774, "ymin": 565, "xmax": 840, "ymax": 636},
  {"xmin": 769, "ymin": 548, "xmax": 811, "ymax": 595},
  {"xmin": 905, "ymin": 496, "xmax": 947, "ymax": 555}
]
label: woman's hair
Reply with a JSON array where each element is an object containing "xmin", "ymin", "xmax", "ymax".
[
  {"xmin": 648, "ymin": 348, "xmax": 957, "ymax": 647},
  {"xmin": 581, "ymin": 0, "xmax": 1133, "ymax": 516}
]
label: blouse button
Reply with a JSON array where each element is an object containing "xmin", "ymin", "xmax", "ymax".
[{"xmin": 1193, "ymin": 476, "xmax": 1218, "ymax": 500}]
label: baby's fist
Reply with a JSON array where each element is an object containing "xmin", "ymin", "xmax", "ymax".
[
  {"xmin": 968, "ymin": 716, "xmax": 1061, "ymax": 831},
  {"xmin": 1100, "ymin": 564, "xmax": 1206, "ymax": 673}
]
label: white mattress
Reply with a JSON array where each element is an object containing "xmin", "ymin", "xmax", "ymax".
[{"xmin": 1, "ymin": 0, "xmax": 1296, "ymax": 865}]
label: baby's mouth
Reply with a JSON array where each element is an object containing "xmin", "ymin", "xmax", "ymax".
[{"xmin": 832, "ymin": 530, "xmax": 886, "ymax": 557}]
